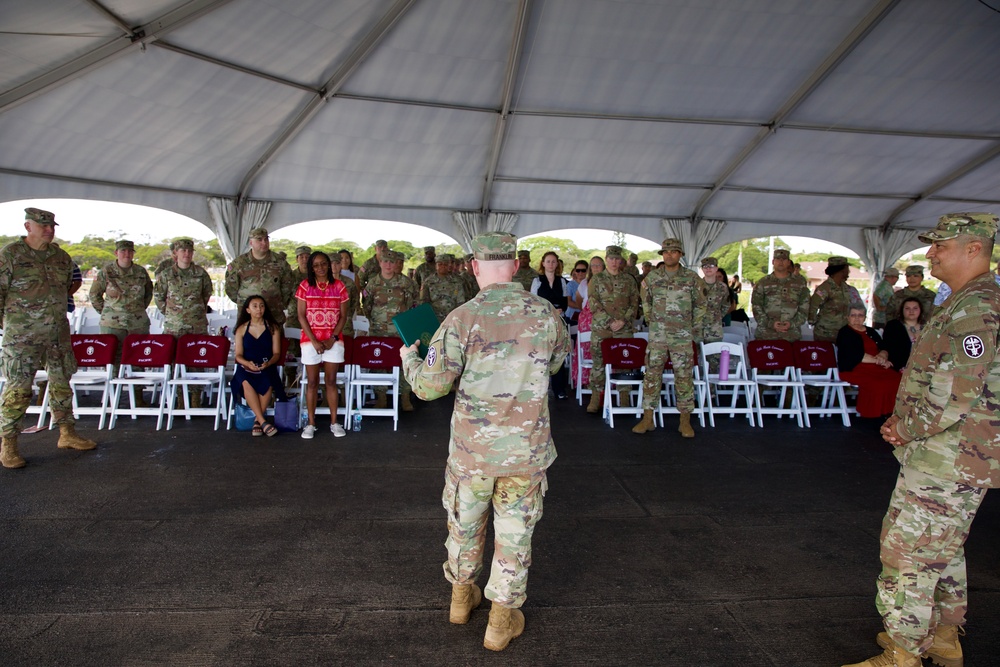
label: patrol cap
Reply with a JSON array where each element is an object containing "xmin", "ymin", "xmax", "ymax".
[
  {"xmin": 391, "ymin": 250, "xmax": 406, "ymax": 262},
  {"xmin": 248, "ymin": 227, "xmax": 269, "ymax": 240},
  {"xmin": 629, "ymin": 252, "xmax": 638, "ymax": 261},
  {"xmin": 883, "ymin": 267, "xmax": 900, "ymax": 277},
  {"xmin": 918, "ymin": 212, "xmax": 999, "ymax": 243},
  {"xmin": 424, "ymin": 245, "xmax": 435, "ymax": 253},
  {"xmin": 472, "ymin": 232, "xmax": 517, "ymax": 261},
  {"xmin": 517, "ymin": 249, "xmax": 531, "ymax": 259},
  {"xmin": 827, "ymin": 256, "xmax": 849, "ymax": 267},
  {"xmin": 24, "ymin": 207, "xmax": 57, "ymax": 225},
  {"xmin": 463, "ymin": 253, "xmax": 474, "ymax": 262},
  {"xmin": 905, "ymin": 264, "xmax": 924, "ymax": 276},
  {"xmin": 437, "ymin": 253, "xmax": 455, "ymax": 262},
  {"xmin": 115, "ymin": 240, "xmax": 135, "ymax": 251},
  {"xmin": 773, "ymin": 249, "xmax": 791, "ymax": 261},
  {"xmin": 375, "ymin": 239, "xmax": 388, "ymax": 248},
  {"xmin": 171, "ymin": 238, "xmax": 194, "ymax": 251},
  {"xmin": 295, "ymin": 245, "xmax": 312, "ymax": 257},
  {"xmin": 660, "ymin": 238, "xmax": 684, "ymax": 254},
  {"xmin": 605, "ymin": 245, "xmax": 624, "ymax": 259},
  {"xmin": 700, "ymin": 257, "xmax": 719, "ymax": 268}
]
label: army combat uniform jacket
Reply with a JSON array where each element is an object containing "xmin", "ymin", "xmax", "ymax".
[
  {"xmin": 90, "ymin": 261, "xmax": 153, "ymax": 330},
  {"xmin": 224, "ymin": 251, "xmax": 294, "ymax": 325}
]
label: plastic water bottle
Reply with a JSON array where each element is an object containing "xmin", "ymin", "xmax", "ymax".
[
  {"xmin": 603, "ymin": 403, "xmax": 610, "ymax": 425},
  {"xmin": 719, "ymin": 348, "xmax": 730, "ymax": 380},
  {"xmin": 300, "ymin": 405, "xmax": 308, "ymax": 430},
  {"xmin": 353, "ymin": 412, "xmax": 362, "ymax": 432}
]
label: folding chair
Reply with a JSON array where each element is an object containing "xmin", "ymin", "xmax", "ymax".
[
  {"xmin": 600, "ymin": 337, "xmax": 646, "ymax": 428},
  {"xmin": 748, "ymin": 340, "xmax": 806, "ymax": 428},
  {"xmin": 297, "ymin": 334, "xmax": 354, "ymax": 429},
  {"xmin": 793, "ymin": 341, "xmax": 852, "ymax": 427},
  {"xmin": 226, "ymin": 337, "xmax": 290, "ymax": 429},
  {"xmin": 56, "ymin": 334, "xmax": 119, "ymax": 429},
  {"xmin": 700, "ymin": 341, "xmax": 757, "ymax": 427},
  {"xmin": 108, "ymin": 334, "xmax": 176, "ymax": 430},
  {"xmin": 575, "ymin": 330, "xmax": 594, "ymax": 405},
  {"xmin": 166, "ymin": 334, "xmax": 231, "ymax": 430},
  {"xmin": 345, "ymin": 336, "xmax": 401, "ymax": 431},
  {"xmin": 657, "ymin": 342, "xmax": 709, "ymax": 428}
]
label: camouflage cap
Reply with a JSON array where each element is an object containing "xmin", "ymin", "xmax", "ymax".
[
  {"xmin": 295, "ymin": 245, "xmax": 312, "ymax": 257},
  {"xmin": 883, "ymin": 266, "xmax": 900, "ymax": 277},
  {"xmin": 827, "ymin": 256, "xmax": 849, "ymax": 267},
  {"xmin": 700, "ymin": 256, "xmax": 719, "ymax": 268},
  {"xmin": 375, "ymin": 239, "xmax": 388, "ymax": 248},
  {"xmin": 905, "ymin": 264, "xmax": 925, "ymax": 276},
  {"xmin": 424, "ymin": 245, "xmax": 435, "ymax": 253},
  {"xmin": 517, "ymin": 249, "xmax": 531, "ymax": 259},
  {"xmin": 605, "ymin": 245, "xmax": 624, "ymax": 259},
  {"xmin": 248, "ymin": 227, "xmax": 269, "ymax": 239},
  {"xmin": 437, "ymin": 253, "xmax": 455, "ymax": 262},
  {"xmin": 473, "ymin": 232, "xmax": 517, "ymax": 260},
  {"xmin": 115, "ymin": 240, "xmax": 135, "ymax": 251},
  {"xmin": 391, "ymin": 250, "xmax": 406, "ymax": 262},
  {"xmin": 24, "ymin": 207, "xmax": 57, "ymax": 225},
  {"xmin": 918, "ymin": 212, "xmax": 999, "ymax": 244},
  {"xmin": 773, "ymin": 249, "xmax": 791, "ymax": 261},
  {"xmin": 464, "ymin": 253, "xmax": 474, "ymax": 262},
  {"xmin": 660, "ymin": 238, "xmax": 684, "ymax": 254},
  {"xmin": 629, "ymin": 252, "xmax": 638, "ymax": 261},
  {"xmin": 171, "ymin": 238, "xmax": 194, "ymax": 251}
]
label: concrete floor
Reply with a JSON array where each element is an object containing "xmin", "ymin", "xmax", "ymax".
[{"xmin": 1, "ymin": 398, "xmax": 997, "ymax": 666}]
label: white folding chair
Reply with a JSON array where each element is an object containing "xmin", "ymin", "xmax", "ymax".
[
  {"xmin": 297, "ymin": 334, "xmax": 353, "ymax": 429},
  {"xmin": 700, "ymin": 341, "xmax": 757, "ymax": 427},
  {"xmin": 793, "ymin": 341, "xmax": 852, "ymax": 427},
  {"xmin": 575, "ymin": 330, "xmax": 594, "ymax": 406},
  {"xmin": 656, "ymin": 342, "xmax": 709, "ymax": 428},
  {"xmin": 108, "ymin": 334, "xmax": 176, "ymax": 430},
  {"xmin": 53, "ymin": 334, "xmax": 119, "ymax": 429},
  {"xmin": 600, "ymin": 337, "xmax": 646, "ymax": 428},
  {"xmin": 345, "ymin": 336, "xmax": 401, "ymax": 431},
  {"xmin": 747, "ymin": 340, "xmax": 806, "ymax": 428},
  {"xmin": 166, "ymin": 334, "xmax": 231, "ymax": 430}
]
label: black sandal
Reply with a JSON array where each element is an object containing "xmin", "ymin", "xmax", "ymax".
[
  {"xmin": 252, "ymin": 422, "xmax": 263, "ymax": 437},
  {"xmin": 261, "ymin": 422, "xmax": 277, "ymax": 437}
]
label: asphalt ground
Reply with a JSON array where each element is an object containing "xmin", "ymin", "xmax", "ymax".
[{"xmin": 1, "ymin": 397, "xmax": 998, "ymax": 666}]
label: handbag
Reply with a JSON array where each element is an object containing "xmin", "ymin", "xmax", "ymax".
[
  {"xmin": 233, "ymin": 401, "xmax": 256, "ymax": 431},
  {"xmin": 273, "ymin": 398, "xmax": 300, "ymax": 433}
]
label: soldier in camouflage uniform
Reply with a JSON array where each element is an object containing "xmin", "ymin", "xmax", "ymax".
[
  {"xmin": 414, "ymin": 245, "xmax": 436, "ymax": 291},
  {"xmin": 586, "ymin": 245, "xmax": 639, "ymax": 413},
  {"xmin": 700, "ymin": 256, "xmax": 730, "ymax": 343},
  {"xmin": 809, "ymin": 256, "xmax": 853, "ymax": 343},
  {"xmin": 400, "ymin": 231, "xmax": 570, "ymax": 652},
  {"xmin": 872, "ymin": 267, "xmax": 900, "ymax": 329},
  {"xmin": 624, "ymin": 252, "xmax": 642, "ymax": 285},
  {"xmin": 284, "ymin": 245, "xmax": 311, "ymax": 330},
  {"xmin": 154, "ymin": 238, "xmax": 213, "ymax": 338},
  {"xmin": 885, "ymin": 265, "xmax": 936, "ymax": 323},
  {"xmin": 420, "ymin": 253, "xmax": 466, "ymax": 321},
  {"xmin": 512, "ymin": 250, "xmax": 538, "ymax": 291},
  {"xmin": 363, "ymin": 250, "xmax": 418, "ymax": 410},
  {"xmin": 224, "ymin": 227, "xmax": 294, "ymax": 325},
  {"xmin": 845, "ymin": 213, "xmax": 1000, "ymax": 667},
  {"xmin": 632, "ymin": 238, "xmax": 707, "ymax": 437},
  {"xmin": 752, "ymin": 248, "xmax": 809, "ymax": 341},
  {"xmin": 0, "ymin": 208, "xmax": 96, "ymax": 469},
  {"xmin": 459, "ymin": 253, "xmax": 479, "ymax": 301},
  {"xmin": 356, "ymin": 239, "xmax": 389, "ymax": 293},
  {"xmin": 90, "ymin": 239, "xmax": 154, "ymax": 363},
  {"xmin": 338, "ymin": 261, "xmax": 359, "ymax": 339}
]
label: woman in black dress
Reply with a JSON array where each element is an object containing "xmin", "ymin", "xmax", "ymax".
[{"xmin": 231, "ymin": 294, "xmax": 286, "ymax": 436}]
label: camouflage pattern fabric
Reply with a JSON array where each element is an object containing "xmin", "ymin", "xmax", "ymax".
[
  {"xmin": 640, "ymin": 266, "xmax": 707, "ymax": 411},
  {"xmin": 460, "ymin": 270, "xmax": 479, "ymax": 301},
  {"xmin": 89, "ymin": 261, "xmax": 153, "ymax": 330},
  {"xmin": 587, "ymin": 271, "xmax": 639, "ymax": 391},
  {"xmin": 751, "ymin": 273, "xmax": 808, "ymax": 341},
  {"xmin": 886, "ymin": 286, "xmax": 936, "ymax": 324},
  {"xmin": 224, "ymin": 250, "xmax": 294, "ymax": 325},
  {"xmin": 420, "ymin": 273, "xmax": 466, "ymax": 321},
  {"xmin": 809, "ymin": 278, "xmax": 851, "ymax": 342},
  {"xmin": 702, "ymin": 279, "xmax": 730, "ymax": 343},
  {"xmin": 441, "ymin": 463, "xmax": 547, "ymax": 608},
  {"xmin": 0, "ymin": 239, "xmax": 78, "ymax": 434},
  {"xmin": 356, "ymin": 254, "xmax": 381, "ymax": 292},
  {"xmin": 338, "ymin": 273, "xmax": 359, "ymax": 338},
  {"xmin": 873, "ymin": 278, "xmax": 897, "ymax": 327},
  {"xmin": 414, "ymin": 260, "xmax": 436, "ymax": 290},
  {"xmin": 285, "ymin": 267, "xmax": 308, "ymax": 329},
  {"xmin": 623, "ymin": 263, "xmax": 641, "ymax": 285},
  {"xmin": 154, "ymin": 262, "xmax": 212, "ymax": 337},
  {"xmin": 512, "ymin": 266, "xmax": 538, "ymax": 291}
]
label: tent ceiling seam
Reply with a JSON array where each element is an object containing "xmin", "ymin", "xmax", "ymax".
[{"xmin": 153, "ymin": 41, "xmax": 319, "ymax": 94}]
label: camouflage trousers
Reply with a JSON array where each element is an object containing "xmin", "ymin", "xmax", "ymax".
[
  {"xmin": 0, "ymin": 340, "xmax": 77, "ymax": 435},
  {"xmin": 441, "ymin": 462, "xmax": 548, "ymax": 608},
  {"xmin": 642, "ymin": 340, "xmax": 695, "ymax": 411},
  {"xmin": 163, "ymin": 324, "xmax": 208, "ymax": 339},
  {"xmin": 101, "ymin": 325, "xmax": 150, "ymax": 366},
  {"xmin": 589, "ymin": 328, "xmax": 634, "ymax": 392},
  {"xmin": 876, "ymin": 465, "xmax": 985, "ymax": 655}
]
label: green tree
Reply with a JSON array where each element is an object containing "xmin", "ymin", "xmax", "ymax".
[{"xmin": 714, "ymin": 237, "xmax": 791, "ymax": 285}]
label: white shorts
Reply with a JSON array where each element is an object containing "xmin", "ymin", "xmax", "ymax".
[{"xmin": 301, "ymin": 339, "xmax": 345, "ymax": 366}]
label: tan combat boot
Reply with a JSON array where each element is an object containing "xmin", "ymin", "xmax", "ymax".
[
  {"xmin": 678, "ymin": 411, "xmax": 695, "ymax": 438},
  {"xmin": 878, "ymin": 625, "xmax": 963, "ymax": 667},
  {"xmin": 1, "ymin": 435, "xmax": 26, "ymax": 469},
  {"xmin": 57, "ymin": 424, "xmax": 97, "ymax": 451},
  {"xmin": 619, "ymin": 389, "xmax": 631, "ymax": 408},
  {"xmin": 401, "ymin": 390, "xmax": 414, "ymax": 412},
  {"xmin": 483, "ymin": 602, "xmax": 525, "ymax": 652},
  {"xmin": 632, "ymin": 409, "xmax": 656, "ymax": 434},
  {"xmin": 449, "ymin": 583, "xmax": 482, "ymax": 624},
  {"xmin": 843, "ymin": 641, "xmax": 922, "ymax": 667},
  {"xmin": 189, "ymin": 388, "xmax": 202, "ymax": 409},
  {"xmin": 586, "ymin": 391, "xmax": 602, "ymax": 414},
  {"xmin": 374, "ymin": 391, "xmax": 387, "ymax": 409}
]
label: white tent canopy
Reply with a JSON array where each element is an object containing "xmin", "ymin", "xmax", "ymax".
[{"xmin": 1, "ymin": 0, "xmax": 998, "ymax": 261}]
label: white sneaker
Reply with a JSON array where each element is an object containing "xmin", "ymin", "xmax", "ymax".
[
  {"xmin": 301, "ymin": 425, "xmax": 316, "ymax": 439},
  {"xmin": 331, "ymin": 423, "xmax": 346, "ymax": 438}
]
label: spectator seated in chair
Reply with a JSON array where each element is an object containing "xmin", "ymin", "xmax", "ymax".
[
  {"xmin": 880, "ymin": 296, "xmax": 927, "ymax": 372},
  {"xmin": 231, "ymin": 295, "xmax": 286, "ymax": 437},
  {"xmin": 835, "ymin": 306, "xmax": 900, "ymax": 419}
]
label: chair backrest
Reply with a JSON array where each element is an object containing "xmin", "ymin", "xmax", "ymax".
[
  {"xmin": 747, "ymin": 340, "xmax": 795, "ymax": 372},
  {"xmin": 793, "ymin": 341, "xmax": 837, "ymax": 373},
  {"xmin": 701, "ymin": 340, "xmax": 749, "ymax": 379},
  {"xmin": 175, "ymin": 334, "xmax": 231, "ymax": 368},
  {"xmin": 353, "ymin": 336, "xmax": 401, "ymax": 369},
  {"xmin": 71, "ymin": 334, "xmax": 118, "ymax": 367},
  {"xmin": 340, "ymin": 334, "xmax": 354, "ymax": 365},
  {"xmin": 121, "ymin": 334, "xmax": 176, "ymax": 367},
  {"xmin": 600, "ymin": 337, "xmax": 646, "ymax": 369}
]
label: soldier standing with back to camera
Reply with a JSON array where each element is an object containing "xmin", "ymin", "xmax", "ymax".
[
  {"xmin": 0, "ymin": 208, "xmax": 96, "ymax": 469},
  {"xmin": 400, "ymin": 231, "xmax": 570, "ymax": 653},
  {"xmin": 843, "ymin": 213, "xmax": 1000, "ymax": 667}
]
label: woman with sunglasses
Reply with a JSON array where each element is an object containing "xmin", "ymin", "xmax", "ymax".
[{"xmin": 565, "ymin": 260, "xmax": 589, "ymax": 323}]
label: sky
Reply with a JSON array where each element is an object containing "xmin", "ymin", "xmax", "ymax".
[{"xmin": 1, "ymin": 198, "xmax": 860, "ymax": 257}]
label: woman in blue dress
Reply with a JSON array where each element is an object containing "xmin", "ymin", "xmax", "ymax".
[{"xmin": 231, "ymin": 294, "xmax": 286, "ymax": 436}]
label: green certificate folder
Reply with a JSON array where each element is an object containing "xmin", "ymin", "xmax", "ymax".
[{"xmin": 392, "ymin": 303, "xmax": 441, "ymax": 358}]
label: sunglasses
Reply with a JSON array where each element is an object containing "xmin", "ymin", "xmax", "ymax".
[{"xmin": 573, "ymin": 268, "xmax": 586, "ymax": 273}]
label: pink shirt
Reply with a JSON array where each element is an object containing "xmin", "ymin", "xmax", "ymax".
[{"xmin": 295, "ymin": 279, "xmax": 349, "ymax": 342}]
